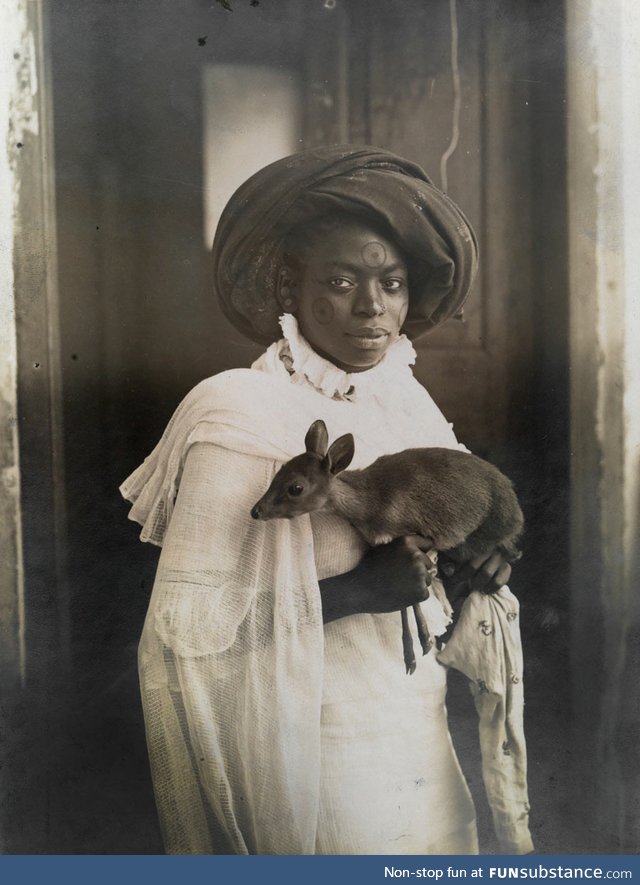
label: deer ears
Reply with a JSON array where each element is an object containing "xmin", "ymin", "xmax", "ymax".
[
  {"xmin": 325, "ymin": 434, "xmax": 355, "ymax": 475},
  {"xmin": 305, "ymin": 420, "xmax": 329, "ymax": 456},
  {"xmin": 304, "ymin": 420, "xmax": 354, "ymax": 475}
]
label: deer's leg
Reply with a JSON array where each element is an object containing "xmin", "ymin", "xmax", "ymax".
[
  {"xmin": 413, "ymin": 603, "xmax": 432, "ymax": 655},
  {"xmin": 401, "ymin": 607, "xmax": 416, "ymax": 675}
]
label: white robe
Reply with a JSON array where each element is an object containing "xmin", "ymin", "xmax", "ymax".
[{"xmin": 121, "ymin": 315, "xmax": 532, "ymax": 854}]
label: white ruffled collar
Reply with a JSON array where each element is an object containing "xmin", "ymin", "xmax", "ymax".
[{"xmin": 276, "ymin": 313, "xmax": 416, "ymax": 401}]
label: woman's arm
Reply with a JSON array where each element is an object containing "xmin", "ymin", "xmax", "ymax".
[
  {"xmin": 320, "ymin": 542, "xmax": 515, "ymax": 622},
  {"xmin": 319, "ymin": 535, "xmax": 434, "ymax": 623}
]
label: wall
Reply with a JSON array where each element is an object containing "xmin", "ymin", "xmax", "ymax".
[
  {"xmin": 1, "ymin": 0, "xmax": 72, "ymax": 851},
  {"xmin": 566, "ymin": 0, "xmax": 640, "ymax": 851},
  {"xmin": 0, "ymin": 0, "xmax": 27, "ymax": 696}
]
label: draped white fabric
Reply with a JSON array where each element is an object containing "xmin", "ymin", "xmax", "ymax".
[
  {"xmin": 122, "ymin": 316, "xmax": 530, "ymax": 854},
  {"xmin": 138, "ymin": 443, "xmax": 324, "ymax": 853}
]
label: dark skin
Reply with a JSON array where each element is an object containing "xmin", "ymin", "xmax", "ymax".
[
  {"xmin": 320, "ymin": 535, "xmax": 432, "ymax": 623},
  {"xmin": 279, "ymin": 220, "xmax": 514, "ymax": 624},
  {"xmin": 319, "ymin": 537, "xmax": 511, "ymax": 624}
]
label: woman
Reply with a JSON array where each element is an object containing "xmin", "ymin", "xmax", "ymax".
[{"xmin": 121, "ymin": 146, "xmax": 532, "ymax": 855}]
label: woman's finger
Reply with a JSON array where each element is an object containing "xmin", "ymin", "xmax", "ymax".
[
  {"xmin": 470, "ymin": 552, "xmax": 510, "ymax": 593},
  {"xmin": 469, "ymin": 551, "xmax": 502, "ymax": 591},
  {"xmin": 447, "ymin": 550, "xmax": 492, "ymax": 584},
  {"xmin": 494, "ymin": 560, "xmax": 512, "ymax": 588}
]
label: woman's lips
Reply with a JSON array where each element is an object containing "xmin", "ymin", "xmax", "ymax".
[{"xmin": 345, "ymin": 329, "xmax": 391, "ymax": 348}]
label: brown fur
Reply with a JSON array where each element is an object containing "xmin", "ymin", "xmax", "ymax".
[{"xmin": 251, "ymin": 421, "xmax": 524, "ymax": 564}]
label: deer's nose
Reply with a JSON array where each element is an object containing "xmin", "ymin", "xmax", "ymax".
[{"xmin": 250, "ymin": 504, "xmax": 261, "ymax": 519}]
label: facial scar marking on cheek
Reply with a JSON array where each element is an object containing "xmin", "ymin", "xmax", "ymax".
[
  {"xmin": 362, "ymin": 241, "xmax": 387, "ymax": 268},
  {"xmin": 312, "ymin": 298, "xmax": 335, "ymax": 325}
]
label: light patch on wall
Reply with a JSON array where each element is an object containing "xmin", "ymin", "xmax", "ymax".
[
  {"xmin": 0, "ymin": 0, "xmax": 31, "ymax": 687},
  {"xmin": 621, "ymin": 3, "xmax": 640, "ymax": 609},
  {"xmin": 202, "ymin": 64, "xmax": 302, "ymax": 248}
]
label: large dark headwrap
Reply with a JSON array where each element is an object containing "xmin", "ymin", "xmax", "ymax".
[{"xmin": 212, "ymin": 145, "xmax": 479, "ymax": 344}]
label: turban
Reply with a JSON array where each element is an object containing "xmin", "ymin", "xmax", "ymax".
[{"xmin": 212, "ymin": 145, "xmax": 479, "ymax": 344}]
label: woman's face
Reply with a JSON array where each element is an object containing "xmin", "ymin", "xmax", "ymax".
[{"xmin": 291, "ymin": 222, "xmax": 410, "ymax": 373}]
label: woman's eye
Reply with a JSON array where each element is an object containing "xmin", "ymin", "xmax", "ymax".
[
  {"xmin": 382, "ymin": 278, "xmax": 405, "ymax": 292},
  {"xmin": 287, "ymin": 483, "xmax": 304, "ymax": 497},
  {"xmin": 329, "ymin": 277, "xmax": 353, "ymax": 290}
]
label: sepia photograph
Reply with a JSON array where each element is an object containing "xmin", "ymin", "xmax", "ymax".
[{"xmin": 1, "ymin": 0, "xmax": 638, "ymax": 860}]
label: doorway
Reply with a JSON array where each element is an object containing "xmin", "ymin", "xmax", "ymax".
[{"xmin": 8, "ymin": 0, "xmax": 575, "ymax": 853}]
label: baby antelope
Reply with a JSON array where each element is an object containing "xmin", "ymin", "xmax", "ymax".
[{"xmin": 251, "ymin": 420, "xmax": 523, "ymax": 673}]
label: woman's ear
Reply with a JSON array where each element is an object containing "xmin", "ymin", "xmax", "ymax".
[{"xmin": 276, "ymin": 260, "xmax": 300, "ymax": 313}]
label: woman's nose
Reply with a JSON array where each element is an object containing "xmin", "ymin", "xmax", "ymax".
[{"xmin": 353, "ymin": 282, "xmax": 386, "ymax": 316}]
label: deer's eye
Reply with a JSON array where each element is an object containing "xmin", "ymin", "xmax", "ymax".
[{"xmin": 287, "ymin": 483, "xmax": 304, "ymax": 497}]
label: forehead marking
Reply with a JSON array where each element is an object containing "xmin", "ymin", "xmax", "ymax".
[
  {"xmin": 362, "ymin": 241, "xmax": 387, "ymax": 268},
  {"xmin": 312, "ymin": 297, "xmax": 335, "ymax": 325}
]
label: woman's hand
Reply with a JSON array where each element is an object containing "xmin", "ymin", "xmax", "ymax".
[
  {"xmin": 319, "ymin": 535, "xmax": 434, "ymax": 623},
  {"xmin": 439, "ymin": 549, "xmax": 513, "ymax": 598}
]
